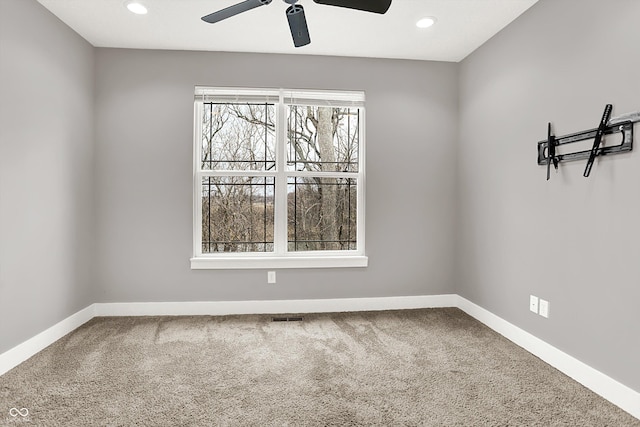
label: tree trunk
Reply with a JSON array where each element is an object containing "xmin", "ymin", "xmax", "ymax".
[{"xmin": 317, "ymin": 107, "xmax": 337, "ymax": 248}]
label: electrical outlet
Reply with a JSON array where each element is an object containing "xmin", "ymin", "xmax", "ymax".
[
  {"xmin": 539, "ymin": 299, "xmax": 549, "ymax": 318},
  {"xmin": 267, "ymin": 271, "xmax": 276, "ymax": 284},
  {"xmin": 529, "ymin": 295, "xmax": 539, "ymax": 314}
]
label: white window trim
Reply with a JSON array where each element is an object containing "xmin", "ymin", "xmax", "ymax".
[{"xmin": 191, "ymin": 87, "xmax": 367, "ymax": 269}]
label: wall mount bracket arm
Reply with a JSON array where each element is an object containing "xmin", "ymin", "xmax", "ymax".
[
  {"xmin": 583, "ymin": 104, "xmax": 613, "ymax": 177},
  {"xmin": 537, "ymin": 107, "xmax": 640, "ymax": 180}
]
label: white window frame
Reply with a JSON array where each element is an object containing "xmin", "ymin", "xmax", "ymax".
[{"xmin": 190, "ymin": 87, "xmax": 367, "ymax": 269}]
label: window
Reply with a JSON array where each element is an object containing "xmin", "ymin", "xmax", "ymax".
[{"xmin": 191, "ymin": 87, "xmax": 367, "ymax": 269}]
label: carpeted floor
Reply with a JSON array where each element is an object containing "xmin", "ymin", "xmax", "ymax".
[{"xmin": 0, "ymin": 308, "xmax": 638, "ymax": 426}]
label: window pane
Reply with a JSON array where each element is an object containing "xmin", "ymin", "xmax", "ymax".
[
  {"xmin": 287, "ymin": 106, "xmax": 359, "ymax": 172},
  {"xmin": 201, "ymin": 103, "xmax": 276, "ymax": 171},
  {"xmin": 202, "ymin": 177, "xmax": 275, "ymax": 253},
  {"xmin": 287, "ymin": 177, "xmax": 357, "ymax": 251}
]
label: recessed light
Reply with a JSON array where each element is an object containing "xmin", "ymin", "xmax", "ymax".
[
  {"xmin": 125, "ymin": 1, "xmax": 148, "ymax": 15},
  {"xmin": 416, "ymin": 17, "xmax": 436, "ymax": 29}
]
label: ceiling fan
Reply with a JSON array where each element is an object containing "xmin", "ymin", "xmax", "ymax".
[{"xmin": 201, "ymin": 0, "xmax": 392, "ymax": 48}]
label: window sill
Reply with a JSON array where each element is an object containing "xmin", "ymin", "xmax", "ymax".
[{"xmin": 190, "ymin": 255, "xmax": 368, "ymax": 270}]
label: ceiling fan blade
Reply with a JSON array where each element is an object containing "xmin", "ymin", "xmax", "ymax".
[
  {"xmin": 312, "ymin": 0, "xmax": 391, "ymax": 14},
  {"xmin": 286, "ymin": 5, "xmax": 311, "ymax": 48},
  {"xmin": 202, "ymin": 0, "xmax": 272, "ymax": 24}
]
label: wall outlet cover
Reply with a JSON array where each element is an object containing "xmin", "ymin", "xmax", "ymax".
[
  {"xmin": 539, "ymin": 299, "xmax": 549, "ymax": 318},
  {"xmin": 267, "ymin": 271, "xmax": 276, "ymax": 284},
  {"xmin": 530, "ymin": 295, "xmax": 539, "ymax": 314}
]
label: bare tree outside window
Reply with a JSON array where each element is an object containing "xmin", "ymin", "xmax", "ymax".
[
  {"xmin": 287, "ymin": 105, "xmax": 359, "ymax": 251},
  {"xmin": 200, "ymin": 103, "xmax": 276, "ymax": 253},
  {"xmin": 201, "ymin": 103, "xmax": 276, "ymax": 171},
  {"xmin": 202, "ymin": 176, "xmax": 274, "ymax": 252}
]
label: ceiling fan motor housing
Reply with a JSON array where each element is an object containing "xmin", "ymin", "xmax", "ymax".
[{"xmin": 286, "ymin": 4, "xmax": 310, "ymax": 47}]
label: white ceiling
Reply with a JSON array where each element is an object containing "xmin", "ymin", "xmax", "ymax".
[{"xmin": 37, "ymin": 0, "xmax": 538, "ymax": 62}]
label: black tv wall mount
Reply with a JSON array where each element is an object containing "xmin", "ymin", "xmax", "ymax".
[{"xmin": 537, "ymin": 105, "xmax": 640, "ymax": 180}]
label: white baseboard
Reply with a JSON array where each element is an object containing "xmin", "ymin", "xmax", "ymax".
[
  {"xmin": 455, "ymin": 295, "xmax": 640, "ymax": 420},
  {"xmin": 93, "ymin": 294, "xmax": 458, "ymax": 317},
  {"xmin": 0, "ymin": 305, "xmax": 95, "ymax": 376},
  {"xmin": 1, "ymin": 295, "xmax": 638, "ymax": 420}
]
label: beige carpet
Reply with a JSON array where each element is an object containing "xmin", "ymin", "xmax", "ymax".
[{"xmin": 1, "ymin": 308, "xmax": 638, "ymax": 426}]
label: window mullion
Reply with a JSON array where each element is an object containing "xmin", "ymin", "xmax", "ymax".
[
  {"xmin": 274, "ymin": 91, "xmax": 288, "ymax": 255},
  {"xmin": 287, "ymin": 171, "xmax": 359, "ymax": 179},
  {"xmin": 196, "ymin": 170, "xmax": 276, "ymax": 178},
  {"xmin": 193, "ymin": 101, "xmax": 203, "ymax": 257},
  {"xmin": 357, "ymin": 108, "xmax": 366, "ymax": 254}
]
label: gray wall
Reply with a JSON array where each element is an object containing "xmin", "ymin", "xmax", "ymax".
[
  {"xmin": 0, "ymin": 0, "xmax": 95, "ymax": 354},
  {"xmin": 457, "ymin": 0, "xmax": 640, "ymax": 391},
  {"xmin": 93, "ymin": 50, "xmax": 459, "ymax": 303}
]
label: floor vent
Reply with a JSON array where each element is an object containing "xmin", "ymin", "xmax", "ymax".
[{"xmin": 272, "ymin": 316, "xmax": 304, "ymax": 322}]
